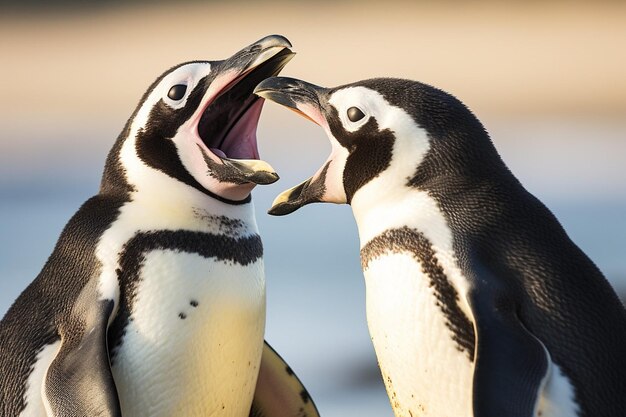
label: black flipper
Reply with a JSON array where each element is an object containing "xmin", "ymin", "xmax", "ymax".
[
  {"xmin": 43, "ymin": 280, "xmax": 121, "ymax": 417},
  {"xmin": 250, "ymin": 341, "xmax": 320, "ymax": 417},
  {"xmin": 469, "ymin": 261, "xmax": 549, "ymax": 417}
]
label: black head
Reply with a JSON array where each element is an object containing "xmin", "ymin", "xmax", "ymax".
[
  {"xmin": 101, "ymin": 35, "xmax": 295, "ymax": 204},
  {"xmin": 254, "ymin": 77, "xmax": 500, "ymax": 215}
]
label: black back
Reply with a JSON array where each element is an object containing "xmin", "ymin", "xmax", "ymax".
[
  {"xmin": 0, "ymin": 194, "xmax": 127, "ymax": 415},
  {"xmin": 0, "ymin": 64, "xmax": 150, "ymax": 413}
]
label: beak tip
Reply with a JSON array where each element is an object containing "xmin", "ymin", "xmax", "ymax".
[
  {"xmin": 253, "ymin": 80, "xmax": 273, "ymax": 96},
  {"xmin": 257, "ymin": 34, "xmax": 292, "ymax": 50},
  {"xmin": 263, "ymin": 172, "xmax": 280, "ymax": 185},
  {"xmin": 272, "ymin": 34, "xmax": 293, "ymax": 49},
  {"xmin": 267, "ymin": 203, "xmax": 292, "ymax": 216},
  {"xmin": 250, "ymin": 171, "xmax": 280, "ymax": 185}
]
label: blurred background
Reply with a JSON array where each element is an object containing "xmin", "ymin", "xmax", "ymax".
[{"xmin": 1, "ymin": 1, "xmax": 625, "ymax": 415}]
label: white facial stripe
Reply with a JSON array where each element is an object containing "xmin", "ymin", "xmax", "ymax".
[
  {"xmin": 318, "ymin": 131, "xmax": 349, "ymax": 203},
  {"xmin": 119, "ymin": 62, "xmax": 214, "ymax": 198},
  {"xmin": 292, "ymin": 85, "xmax": 431, "ymax": 207},
  {"xmin": 142, "ymin": 62, "xmax": 211, "ymax": 118},
  {"xmin": 328, "ymin": 86, "xmax": 391, "ymax": 132}
]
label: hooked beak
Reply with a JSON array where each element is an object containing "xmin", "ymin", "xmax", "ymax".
[
  {"xmin": 254, "ymin": 77, "xmax": 326, "ymax": 127},
  {"xmin": 196, "ymin": 35, "xmax": 295, "ymax": 188},
  {"xmin": 254, "ymin": 77, "xmax": 341, "ymax": 215}
]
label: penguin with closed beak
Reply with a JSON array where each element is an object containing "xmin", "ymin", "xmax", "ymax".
[
  {"xmin": 255, "ymin": 76, "xmax": 626, "ymax": 417},
  {"xmin": 0, "ymin": 36, "xmax": 318, "ymax": 417}
]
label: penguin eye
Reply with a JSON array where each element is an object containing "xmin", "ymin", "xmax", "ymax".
[
  {"xmin": 347, "ymin": 107, "xmax": 365, "ymax": 122},
  {"xmin": 168, "ymin": 84, "xmax": 187, "ymax": 101}
]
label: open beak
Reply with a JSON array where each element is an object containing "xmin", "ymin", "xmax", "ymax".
[
  {"xmin": 196, "ymin": 35, "xmax": 295, "ymax": 186},
  {"xmin": 254, "ymin": 77, "xmax": 343, "ymax": 215}
]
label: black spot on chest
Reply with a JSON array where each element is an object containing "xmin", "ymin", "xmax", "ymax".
[
  {"xmin": 108, "ymin": 230, "xmax": 263, "ymax": 360},
  {"xmin": 192, "ymin": 210, "xmax": 249, "ymax": 236}
]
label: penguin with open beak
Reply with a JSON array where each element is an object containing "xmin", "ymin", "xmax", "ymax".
[
  {"xmin": 0, "ymin": 36, "xmax": 319, "ymax": 417},
  {"xmin": 255, "ymin": 76, "xmax": 626, "ymax": 417}
]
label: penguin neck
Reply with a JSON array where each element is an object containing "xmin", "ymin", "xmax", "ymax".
[
  {"xmin": 101, "ymin": 166, "xmax": 257, "ymax": 235},
  {"xmin": 351, "ymin": 181, "xmax": 455, "ymax": 257},
  {"xmin": 349, "ymin": 123, "xmax": 451, "ymax": 252},
  {"xmin": 101, "ymin": 129, "xmax": 258, "ymax": 228},
  {"xmin": 351, "ymin": 179, "xmax": 474, "ymax": 316},
  {"xmin": 101, "ymin": 158, "xmax": 257, "ymax": 229}
]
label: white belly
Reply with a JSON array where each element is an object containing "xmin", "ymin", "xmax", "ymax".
[
  {"xmin": 111, "ymin": 249, "xmax": 266, "ymax": 417},
  {"xmin": 364, "ymin": 253, "xmax": 581, "ymax": 417},
  {"xmin": 364, "ymin": 253, "xmax": 473, "ymax": 417}
]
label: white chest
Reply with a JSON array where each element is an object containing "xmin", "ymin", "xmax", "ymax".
[
  {"xmin": 111, "ymin": 249, "xmax": 266, "ymax": 417},
  {"xmin": 364, "ymin": 253, "xmax": 474, "ymax": 417}
]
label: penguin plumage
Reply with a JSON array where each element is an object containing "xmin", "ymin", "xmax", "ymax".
[
  {"xmin": 255, "ymin": 76, "xmax": 626, "ymax": 417},
  {"xmin": 0, "ymin": 36, "xmax": 319, "ymax": 417}
]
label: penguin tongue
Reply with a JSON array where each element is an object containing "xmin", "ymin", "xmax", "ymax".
[
  {"xmin": 218, "ymin": 99, "xmax": 263, "ymax": 160},
  {"xmin": 206, "ymin": 98, "xmax": 278, "ymax": 185},
  {"xmin": 208, "ymin": 106, "xmax": 258, "ymax": 160},
  {"xmin": 210, "ymin": 148, "xmax": 227, "ymax": 158}
]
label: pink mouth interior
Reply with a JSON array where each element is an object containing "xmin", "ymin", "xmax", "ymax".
[
  {"xmin": 196, "ymin": 47, "xmax": 294, "ymax": 163},
  {"xmin": 209, "ymin": 148, "xmax": 228, "ymax": 158},
  {"xmin": 209, "ymin": 99, "xmax": 264, "ymax": 160}
]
